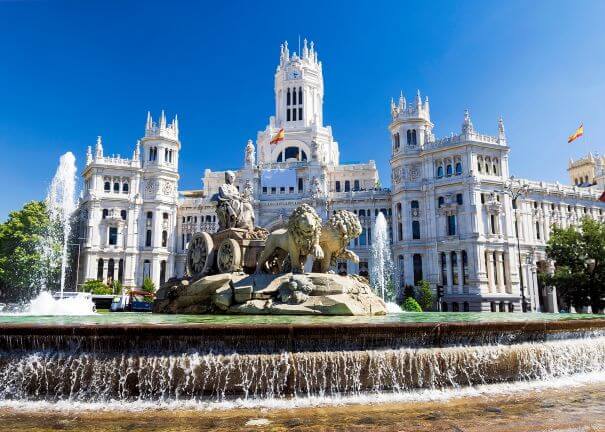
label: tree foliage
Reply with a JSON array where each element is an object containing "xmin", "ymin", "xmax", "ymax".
[
  {"xmin": 142, "ymin": 277, "xmax": 155, "ymax": 293},
  {"xmin": 82, "ymin": 279, "xmax": 112, "ymax": 295},
  {"xmin": 545, "ymin": 217, "xmax": 605, "ymax": 312},
  {"xmin": 416, "ymin": 280, "xmax": 435, "ymax": 311},
  {"xmin": 0, "ymin": 201, "xmax": 58, "ymax": 302},
  {"xmin": 402, "ymin": 296, "xmax": 422, "ymax": 312}
]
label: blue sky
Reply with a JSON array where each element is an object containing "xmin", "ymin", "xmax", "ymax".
[{"xmin": 1, "ymin": 0, "xmax": 604, "ymax": 220}]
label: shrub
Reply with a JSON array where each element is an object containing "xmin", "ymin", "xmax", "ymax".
[
  {"xmin": 111, "ymin": 280, "xmax": 123, "ymax": 295},
  {"xmin": 416, "ymin": 280, "xmax": 434, "ymax": 311},
  {"xmin": 403, "ymin": 284, "xmax": 416, "ymax": 300},
  {"xmin": 82, "ymin": 279, "xmax": 112, "ymax": 295},
  {"xmin": 402, "ymin": 296, "xmax": 422, "ymax": 312},
  {"xmin": 142, "ymin": 277, "xmax": 155, "ymax": 294}
]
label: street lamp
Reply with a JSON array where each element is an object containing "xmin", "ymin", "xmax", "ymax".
[{"xmin": 504, "ymin": 176, "xmax": 530, "ymax": 312}]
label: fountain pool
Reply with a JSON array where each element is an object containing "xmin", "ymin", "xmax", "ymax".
[{"xmin": 0, "ymin": 312, "xmax": 604, "ymax": 411}]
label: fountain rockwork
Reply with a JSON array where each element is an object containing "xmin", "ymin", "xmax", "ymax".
[
  {"xmin": 157, "ymin": 175, "xmax": 387, "ymax": 316},
  {"xmin": 0, "ymin": 319, "xmax": 604, "ymax": 403}
]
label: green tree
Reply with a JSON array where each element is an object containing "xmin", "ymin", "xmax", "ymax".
[
  {"xmin": 402, "ymin": 297, "xmax": 422, "ymax": 312},
  {"xmin": 81, "ymin": 279, "xmax": 112, "ymax": 295},
  {"xmin": 111, "ymin": 280, "xmax": 123, "ymax": 295},
  {"xmin": 416, "ymin": 280, "xmax": 435, "ymax": 311},
  {"xmin": 141, "ymin": 277, "xmax": 155, "ymax": 293},
  {"xmin": 545, "ymin": 217, "xmax": 605, "ymax": 312},
  {"xmin": 0, "ymin": 201, "xmax": 57, "ymax": 301}
]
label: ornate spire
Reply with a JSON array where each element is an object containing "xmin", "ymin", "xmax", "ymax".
[
  {"xmin": 95, "ymin": 136, "xmax": 103, "ymax": 158},
  {"xmin": 160, "ymin": 110, "xmax": 167, "ymax": 129},
  {"xmin": 302, "ymin": 38, "xmax": 309, "ymax": 58},
  {"xmin": 498, "ymin": 116, "xmax": 506, "ymax": 140},
  {"xmin": 415, "ymin": 89, "xmax": 422, "ymax": 106},
  {"xmin": 173, "ymin": 114, "xmax": 179, "ymax": 133},
  {"xmin": 146, "ymin": 111, "xmax": 153, "ymax": 130},
  {"xmin": 399, "ymin": 91, "xmax": 406, "ymax": 110},
  {"xmin": 133, "ymin": 140, "xmax": 140, "ymax": 161},
  {"xmin": 86, "ymin": 145, "xmax": 92, "ymax": 165},
  {"xmin": 462, "ymin": 109, "xmax": 474, "ymax": 134}
]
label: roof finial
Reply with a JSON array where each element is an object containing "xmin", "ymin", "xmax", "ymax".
[
  {"xmin": 95, "ymin": 135, "xmax": 103, "ymax": 158},
  {"xmin": 160, "ymin": 110, "xmax": 167, "ymax": 129},
  {"xmin": 498, "ymin": 116, "xmax": 506, "ymax": 140},
  {"xmin": 86, "ymin": 145, "xmax": 92, "ymax": 165},
  {"xmin": 146, "ymin": 111, "xmax": 152, "ymax": 130},
  {"xmin": 462, "ymin": 109, "xmax": 474, "ymax": 134}
]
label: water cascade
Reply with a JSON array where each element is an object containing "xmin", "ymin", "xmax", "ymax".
[
  {"xmin": 369, "ymin": 212, "xmax": 395, "ymax": 302},
  {"xmin": 0, "ymin": 321, "xmax": 603, "ymax": 406},
  {"xmin": 44, "ymin": 152, "xmax": 78, "ymax": 297}
]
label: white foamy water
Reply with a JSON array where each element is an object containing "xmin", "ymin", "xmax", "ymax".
[
  {"xmin": 369, "ymin": 212, "xmax": 394, "ymax": 301},
  {"xmin": 0, "ymin": 371, "xmax": 603, "ymax": 413},
  {"xmin": 386, "ymin": 302, "xmax": 403, "ymax": 313},
  {"xmin": 44, "ymin": 151, "xmax": 78, "ymax": 297},
  {"xmin": 4, "ymin": 291, "xmax": 96, "ymax": 316}
]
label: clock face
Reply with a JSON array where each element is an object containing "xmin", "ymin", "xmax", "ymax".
[{"xmin": 288, "ymin": 69, "xmax": 301, "ymax": 80}]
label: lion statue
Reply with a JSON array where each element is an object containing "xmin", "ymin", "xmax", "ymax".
[
  {"xmin": 314, "ymin": 210, "xmax": 362, "ymax": 273},
  {"xmin": 256, "ymin": 203, "xmax": 324, "ymax": 274}
]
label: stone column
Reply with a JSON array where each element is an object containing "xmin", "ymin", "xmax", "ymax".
[
  {"xmin": 496, "ymin": 252, "xmax": 505, "ymax": 293},
  {"xmin": 503, "ymin": 252, "xmax": 512, "ymax": 294},
  {"xmin": 486, "ymin": 251, "xmax": 494, "ymax": 293}
]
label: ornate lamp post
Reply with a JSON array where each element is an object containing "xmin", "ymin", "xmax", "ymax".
[{"xmin": 504, "ymin": 177, "xmax": 530, "ymax": 312}]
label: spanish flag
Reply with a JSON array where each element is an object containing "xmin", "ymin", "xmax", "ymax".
[
  {"xmin": 270, "ymin": 128, "xmax": 285, "ymax": 145},
  {"xmin": 568, "ymin": 123, "xmax": 584, "ymax": 143}
]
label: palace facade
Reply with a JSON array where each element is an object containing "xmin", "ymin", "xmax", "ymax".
[{"xmin": 76, "ymin": 40, "xmax": 605, "ymax": 312}]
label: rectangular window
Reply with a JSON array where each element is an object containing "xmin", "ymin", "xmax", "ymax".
[
  {"xmin": 344, "ymin": 181, "xmax": 350, "ymax": 192},
  {"xmin": 287, "ymin": 109, "xmax": 291, "ymax": 121},
  {"xmin": 271, "ymin": 187, "xmax": 276, "ymax": 194},
  {"xmin": 280, "ymin": 187, "xmax": 285, "ymax": 194},
  {"xmin": 262, "ymin": 186, "xmax": 267, "ymax": 194},
  {"xmin": 298, "ymin": 107, "xmax": 303, "ymax": 121},
  {"xmin": 447, "ymin": 215, "xmax": 457, "ymax": 236},
  {"xmin": 145, "ymin": 229, "xmax": 152, "ymax": 247},
  {"xmin": 354, "ymin": 180, "xmax": 360, "ymax": 191},
  {"xmin": 335, "ymin": 181, "xmax": 341, "ymax": 192},
  {"xmin": 292, "ymin": 109, "xmax": 297, "ymax": 121},
  {"xmin": 298, "ymin": 178, "xmax": 303, "ymax": 192},
  {"xmin": 289, "ymin": 187, "xmax": 294, "ymax": 193},
  {"xmin": 108, "ymin": 227, "xmax": 118, "ymax": 245},
  {"xmin": 412, "ymin": 220, "xmax": 420, "ymax": 239},
  {"xmin": 397, "ymin": 222, "xmax": 402, "ymax": 241},
  {"xmin": 456, "ymin": 193, "xmax": 463, "ymax": 205}
]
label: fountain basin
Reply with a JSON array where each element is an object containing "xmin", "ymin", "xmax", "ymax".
[{"xmin": 0, "ymin": 316, "xmax": 604, "ymax": 404}]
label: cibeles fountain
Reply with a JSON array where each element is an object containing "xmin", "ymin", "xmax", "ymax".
[{"xmin": 154, "ymin": 171, "xmax": 388, "ymax": 315}]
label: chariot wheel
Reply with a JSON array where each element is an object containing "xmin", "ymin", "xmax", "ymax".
[
  {"xmin": 186, "ymin": 232, "xmax": 215, "ymax": 278},
  {"xmin": 216, "ymin": 238, "xmax": 242, "ymax": 273}
]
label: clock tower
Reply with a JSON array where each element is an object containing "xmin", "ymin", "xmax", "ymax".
[{"xmin": 274, "ymin": 39, "xmax": 324, "ymax": 129}]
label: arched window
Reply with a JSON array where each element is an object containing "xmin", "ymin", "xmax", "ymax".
[
  {"xmin": 412, "ymin": 220, "xmax": 420, "ymax": 239},
  {"xmin": 107, "ymin": 258, "xmax": 115, "ymax": 284},
  {"xmin": 452, "ymin": 302, "xmax": 459, "ymax": 312},
  {"xmin": 442, "ymin": 302, "xmax": 448, "ymax": 312},
  {"xmin": 301, "ymin": 150, "xmax": 307, "ymax": 161},
  {"xmin": 118, "ymin": 259, "xmax": 124, "ymax": 283},
  {"xmin": 413, "ymin": 254, "xmax": 423, "ymax": 285},
  {"xmin": 122, "ymin": 182, "xmax": 129, "ymax": 193},
  {"xmin": 462, "ymin": 250, "xmax": 469, "ymax": 285},
  {"xmin": 284, "ymin": 146, "xmax": 300, "ymax": 161},
  {"xmin": 287, "ymin": 88, "xmax": 291, "ymax": 106},
  {"xmin": 104, "ymin": 181, "xmax": 111, "ymax": 192},
  {"xmin": 411, "ymin": 129, "xmax": 417, "ymax": 145},
  {"xmin": 499, "ymin": 301, "xmax": 506, "ymax": 312},
  {"xmin": 437, "ymin": 166, "xmax": 444, "ymax": 178},
  {"xmin": 393, "ymin": 133, "xmax": 400, "ymax": 149},
  {"xmin": 113, "ymin": 182, "xmax": 119, "ymax": 193},
  {"xmin": 446, "ymin": 164, "xmax": 453, "ymax": 176},
  {"xmin": 120, "ymin": 210, "xmax": 127, "ymax": 220},
  {"xmin": 143, "ymin": 259, "xmax": 151, "ymax": 278},
  {"xmin": 451, "ymin": 252, "xmax": 458, "ymax": 285},
  {"xmin": 411, "ymin": 200, "xmax": 419, "ymax": 209},
  {"xmin": 407, "ymin": 130, "xmax": 413, "ymax": 145},
  {"xmin": 463, "ymin": 301, "xmax": 469, "ymax": 312},
  {"xmin": 292, "ymin": 87, "xmax": 297, "ymax": 105},
  {"xmin": 162, "ymin": 230, "xmax": 168, "ymax": 247},
  {"xmin": 536, "ymin": 221, "xmax": 541, "ymax": 240},
  {"xmin": 438, "ymin": 196, "xmax": 445, "ymax": 208},
  {"xmin": 447, "ymin": 214, "xmax": 457, "ymax": 236},
  {"xmin": 102, "ymin": 209, "xmax": 108, "ymax": 219},
  {"xmin": 160, "ymin": 260, "xmax": 167, "ymax": 284},
  {"xmin": 345, "ymin": 181, "xmax": 351, "ymax": 192},
  {"xmin": 477, "ymin": 157, "xmax": 483, "ymax": 173},
  {"xmin": 97, "ymin": 258, "xmax": 104, "ymax": 281},
  {"xmin": 299, "ymin": 87, "xmax": 303, "ymax": 105},
  {"xmin": 146, "ymin": 229, "xmax": 152, "ymax": 247},
  {"xmin": 455, "ymin": 162, "xmax": 462, "ymax": 175},
  {"xmin": 485, "ymin": 162, "xmax": 490, "ymax": 174}
]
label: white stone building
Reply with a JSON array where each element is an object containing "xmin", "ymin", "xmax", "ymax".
[{"xmin": 76, "ymin": 40, "xmax": 605, "ymax": 312}]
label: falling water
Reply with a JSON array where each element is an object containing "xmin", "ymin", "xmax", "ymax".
[
  {"xmin": 369, "ymin": 212, "xmax": 394, "ymax": 302},
  {"xmin": 44, "ymin": 152, "xmax": 78, "ymax": 298}
]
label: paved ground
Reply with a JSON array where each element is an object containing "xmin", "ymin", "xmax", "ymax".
[{"xmin": 1, "ymin": 382, "xmax": 604, "ymax": 431}]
